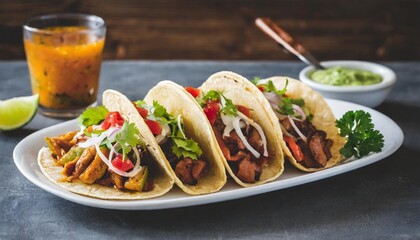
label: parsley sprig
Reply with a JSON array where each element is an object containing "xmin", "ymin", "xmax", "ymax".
[
  {"xmin": 336, "ymin": 110, "xmax": 384, "ymax": 158},
  {"xmin": 198, "ymin": 90, "xmax": 238, "ymax": 116},
  {"xmin": 135, "ymin": 100, "xmax": 203, "ymax": 160}
]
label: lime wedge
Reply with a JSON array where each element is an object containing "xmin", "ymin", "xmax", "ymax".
[{"xmin": 0, "ymin": 94, "xmax": 39, "ymax": 131}]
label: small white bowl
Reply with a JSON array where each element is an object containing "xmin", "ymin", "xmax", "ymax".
[{"xmin": 299, "ymin": 60, "xmax": 396, "ymax": 108}]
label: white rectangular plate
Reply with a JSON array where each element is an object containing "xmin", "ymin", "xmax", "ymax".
[{"xmin": 13, "ymin": 99, "xmax": 403, "ymax": 210}]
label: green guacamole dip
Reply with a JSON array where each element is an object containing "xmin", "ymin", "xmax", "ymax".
[{"xmin": 310, "ymin": 66, "xmax": 382, "ymax": 86}]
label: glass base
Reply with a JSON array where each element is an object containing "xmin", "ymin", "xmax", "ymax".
[{"xmin": 38, "ymin": 101, "xmax": 97, "ymax": 119}]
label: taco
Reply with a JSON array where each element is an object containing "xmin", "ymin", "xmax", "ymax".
[
  {"xmin": 38, "ymin": 96, "xmax": 174, "ymax": 200},
  {"xmin": 104, "ymin": 85, "xmax": 226, "ymax": 195},
  {"xmin": 248, "ymin": 75, "xmax": 346, "ymax": 171},
  {"xmin": 185, "ymin": 72, "xmax": 284, "ymax": 187}
]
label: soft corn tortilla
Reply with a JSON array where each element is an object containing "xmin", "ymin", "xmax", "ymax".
[
  {"xmin": 200, "ymin": 71, "xmax": 285, "ymax": 187},
  {"xmin": 104, "ymin": 86, "xmax": 227, "ymax": 195},
  {"xmin": 37, "ymin": 99, "xmax": 175, "ymax": 200},
  {"xmin": 227, "ymin": 73, "xmax": 346, "ymax": 172},
  {"xmin": 38, "ymin": 147, "xmax": 174, "ymax": 200}
]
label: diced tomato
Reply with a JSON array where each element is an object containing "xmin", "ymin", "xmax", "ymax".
[
  {"xmin": 101, "ymin": 112, "xmax": 125, "ymax": 130},
  {"xmin": 257, "ymin": 86, "xmax": 265, "ymax": 92},
  {"xmin": 185, "ymin": 86, "xmax": 201, "ymax": 98},
  {"xmin": 111, "ymin": 154, "xmax": 134, "ymax": 172},
  {"xmin": 283, "ymin": 136, "xmax": 304, "ymax": 161},
  {"xmin": 135, "ymin": 106, "xmax": 149, "ymax": 118},
  {"xmin": 237, "ymin": 105, "xmax": 251, "ymax": 118},
  {"xmin": 144, "ymin": 119, "xmax": 162, "ymax": 135},
  {"xmin": 203, "ymin": 101, "xmax": 220, "ymax": 126}
]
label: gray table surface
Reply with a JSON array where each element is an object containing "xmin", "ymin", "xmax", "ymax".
[{"xmin": 1, "ymin": 61, "xmax": 419, "ymax": 240}]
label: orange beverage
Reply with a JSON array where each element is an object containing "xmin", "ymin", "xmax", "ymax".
[{"xmin": 23, "ymin": 14, "xmax": 106, "ymax": 117}]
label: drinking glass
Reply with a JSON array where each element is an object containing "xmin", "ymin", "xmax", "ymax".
[{"xmin": 23, "ymin": 14, "xmax": 106, "ymax": 118}]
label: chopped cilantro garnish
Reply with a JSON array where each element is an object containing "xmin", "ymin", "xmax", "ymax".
[
  {"xmin": 253, "ymin": 79, "xmax": 310, "ymax": 119},
  {"xmin": 221, "ymin": 97, "xmax": 237, "ymax": 116},
  {"xmin": 291, "ymin": 98, "xmax": 305, "ymax": 107},
  {"xmin": 336, "ymin": 110, "xmax": 384, "ymax": 158},
  {"xmin": 135, "ymin": 100, "xmax": 173, "ymax": 123},
  {"xmin": 134, "ymin": 100, "xmax": 147, "ymax": 108},
  {"xmin": 168, "ymin": 115, "xmax": 203, "ymax": 160},
  {"xmin": 172, "ymin": 137, "xmax": 203, "ymax": 160},
  {"xmin": 135, "ymin": 99, "xmax": 203, "ymax": 160},
  {"xmin": 200, "ymin": 90, "xmax": 221, "ymax": 104},
  {"xmin": 253, "ymin": 79, "xmax": 288, "ymax": 96},
  {"xmin": 279, "ymin": 98, "xmax": 306, "ymax": 117},
  {"xmin": 78, "ymin": 106, "xmax": 108, "ymax": 127},
  {"xmin": 110, "ymin": 122, "xmax": 142, "ymax": 159},
  {"xmin": 250, "ymin": 77, "xmax": 262, "ymax": 85},
  {"xmin": 199, "ymin": 90, "xmax": 238, "ymax": 116},
  {"xmin": 279, "ymin": 98, "xmax": 295, "ymax": 115},
  {"xmin": 151, "ymin": 101, "xmax": 172, "ymax": 123},
  {"xmin": 267, "ymin": 80, "xmax": 288, "ymax": 96},
  {"xmin": 78, "ymin": 105, "xmax": 144, "ymax": 160}
]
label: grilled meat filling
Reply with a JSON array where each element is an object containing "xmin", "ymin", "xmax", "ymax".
[
  {"xmin": 213, "ymin": 118, "xmax": 268, "ymax": 183},
  {"xmin": 46, "ymin": 134, "xmax": 155, "ymax": 192},
  {"xmin": 281, "ymin": 118, "xmax": 333, "ymax": 168},
  {"xmin": 160, "ymin": 139, "xmax": 209, "ymax": 185}
]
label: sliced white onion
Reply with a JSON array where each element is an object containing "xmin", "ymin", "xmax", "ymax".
[
  {"xmin": 78, "ymin": 129, "xmax": 107, "ymax": 148},
  {"xmin": 287, "ymin": 115, "xmax": 307, "ymax": 142},
  {"xmin": 141, "ymin": 104, "xmax": 152, "ymax": 113},
  {"xmin": 237, "ymin": 112, "xmax": 269, "ymax": 157},
  {"xmin": 219, "ymin": 96, "xmax": 268, "ymax": 157},
  {"xmin": 155, "ymin": 123, "xmax": 170, "ymax": 144},
  {"xmin": 280, "ymin": 123, "xmax": 295, "ymax": 139},
  {"xmin": 106, "ymin": 126, "xmax": 122, "ymax": 142},
  {"xmin": 257, "ymin": 79, "xmax": 268, "ymax": 84},
  {"xmin": 221, "ymin": 113, "xmax": 249, "ymax": 137},
  {"xmin": 292, "ymin": 104, "xmax": 306, "ymax": 121},
  {"xmin": 74, "ymin": 126, "xmax": 85, "ymax": 140},
  {"xmin": 220, "ymin": 113, "xmax": 234, "ymax": 137},
  {"xmin": 271, "ymin": 103, "xmax": 280, "ymax": 112},
  {"xmin": 177, "ymin": 115, "xmax": 186, "ymax": 139},
  {"xmin": 95, "ymin": 143, "xmax": 143, "ymax": 178},
  {"xmin": 232, "ymin": 116, "xmax": 261, "ymax": 158},
  {"xmin": 223, "ymin": 123, "xmax": 235, "ymax": 137},
  {"xmin": 291, "ymin": 116, "xmax": 303, "ymax": 122},
  {"xmin": 275, "ymin": 111, "xmax": 287, "ymax": 120},
  {"xmin": 219, "ymin": 96, "xmax": 226, "ymax": 108},
  {"xmin": 92, "ymin": 124, "xmax": 103, "ymax": 131},
  {"xmin": 221, "ymin": 113, "xmax": 234, "ymax": 126},
  {"xmin": 78, "ymin": 126, "xmax": 121, "ymax": 148},
  {"xmin": 263, "ymin": 91, "xmax": 281, "ymax": 108},
  {"xmin": 239, "ymin": 120, "xmax": 247, "ymax": 128},
  {"xmin": 109, "ymin": 143, "xmax": 142, "ymax": 177}
]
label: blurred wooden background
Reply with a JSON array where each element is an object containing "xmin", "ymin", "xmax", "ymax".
[{"xmin": 1, "ymin": 0, "xmax": 419, "ymax": 60}]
